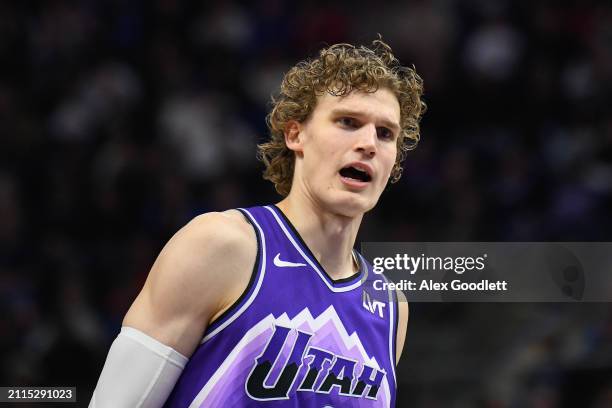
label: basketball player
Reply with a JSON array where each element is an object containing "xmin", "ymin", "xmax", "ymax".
[{"xmin": 90, "ymin": 38, "xmax": 425, "ymax": 407}]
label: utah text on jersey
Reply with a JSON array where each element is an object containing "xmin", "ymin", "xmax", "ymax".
[{"xmin": 246, "ymin": 324, "xmax": 386, "ymax": 401}]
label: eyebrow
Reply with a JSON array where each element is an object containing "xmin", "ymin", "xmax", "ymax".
[{"xmin": 330, "ymin": 108, "xmax": 401, "ymax": 133}]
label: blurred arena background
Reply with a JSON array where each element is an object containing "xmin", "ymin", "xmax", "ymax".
[{"xmin": 1, "ymin": 0, "xmax": 611, "ymax": 406}]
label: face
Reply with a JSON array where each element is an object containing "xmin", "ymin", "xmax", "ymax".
[{"xmin": 286, "ymin": 88, "xmax": 400, "ymax": 217}]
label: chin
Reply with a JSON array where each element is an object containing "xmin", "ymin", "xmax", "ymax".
[{"xmin": 325, "ymin": 190, "xmax": 378, "ymax": 218}]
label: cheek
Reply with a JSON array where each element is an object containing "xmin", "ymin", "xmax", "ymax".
[{"xmin": 383, "ymin": 147, "xmax": 398, "ymax": 176}]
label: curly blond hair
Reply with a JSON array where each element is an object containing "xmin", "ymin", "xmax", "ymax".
[{"xmin": 258, "ymin": 38, "xmax": 426, "ymax": 196}]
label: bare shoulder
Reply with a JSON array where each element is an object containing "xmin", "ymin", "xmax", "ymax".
[
  {"xmin": 395, "ymin": 289, "xmax": 409, "ymax": 365},
  {"xmin": 123, "ymin": 210, "xmax": 256, "ymax": 356},
  {"xmin": 396, "ymin": 287, "xmax": 409, "ymax": 306},
  {"xmin": 190, "ymin": 209, "xmax": 254, "ymax": 240},
  {"xmin": 185, "ymin": 209, "xmax": 255, "ymax": 250},
  {"xmin": 148, "ymin": 210, "xmax": 256, "ymax": 296}
]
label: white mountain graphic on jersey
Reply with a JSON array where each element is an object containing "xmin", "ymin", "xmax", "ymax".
[
  {"xmin": 275, "ymin": 305, "xmax": 384, "ymax": 370},
  {"xmin": 189, "ymin": 305, "xmax": 391, "ymax": 407}
]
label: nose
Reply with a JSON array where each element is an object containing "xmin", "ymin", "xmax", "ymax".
[{"xmin": 355, "ymin": 124, "xmax": 377, "ymax": 157}]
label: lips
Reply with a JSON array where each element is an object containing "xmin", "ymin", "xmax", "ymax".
[{"xmin": 339, "ymin": 162, "xmax": 373, "ymax": 183}]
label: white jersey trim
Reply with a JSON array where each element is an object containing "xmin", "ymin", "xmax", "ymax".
[
  {"xmin": 200, "ymin": 208, "xmax": 267, "ymax": 343},
  {"xmin": 388, "ymin": 282, "xmax": 397, "ymax": 387},
  {"xmin": 357, "ymin": 253, "xmax": 397, "ymax": 388}
]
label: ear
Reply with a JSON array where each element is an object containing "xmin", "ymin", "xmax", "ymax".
[{"xmin": 284, "ymin": 120, "xmax": 304, "ymax": 154}]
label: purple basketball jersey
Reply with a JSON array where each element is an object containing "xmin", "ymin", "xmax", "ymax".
[{"xmin": 163, "ymin": 205, "xmax": 399, "ymax": 407}]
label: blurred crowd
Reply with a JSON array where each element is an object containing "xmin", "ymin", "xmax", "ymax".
[{"xmin": 0, "ymin": 0, "xmax": 611, "ymax": 406}]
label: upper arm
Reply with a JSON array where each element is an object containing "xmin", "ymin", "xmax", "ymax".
[
  {"xmin": 122, "ymin": 211, "xmax": 256, "ymax": 358},
  {"xmin": 395, "ymin": 289, "xmax": 409, "ymax": 365}
]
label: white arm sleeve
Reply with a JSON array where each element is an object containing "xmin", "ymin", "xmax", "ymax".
[{"xmin": 89, "ymin": 327, "xmax": 189, "ymax": 408}]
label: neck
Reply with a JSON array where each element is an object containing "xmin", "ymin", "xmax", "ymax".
[{"xmin": 276, "ymin": 194, "xmax": 363, "ymax": 280}]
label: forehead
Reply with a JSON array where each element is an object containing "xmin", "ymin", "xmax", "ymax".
[{"xmin": 312, "ymin": 88, "xmax": 401, "ymax": 125}]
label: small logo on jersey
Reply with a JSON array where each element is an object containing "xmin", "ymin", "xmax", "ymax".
[
  {"xmin": 273, "ymin": 253, "xmax": 307, "ymax": 268},
  {"xmin": 362, "ymin": 291, "xmax": 386, "ymax": 318}
]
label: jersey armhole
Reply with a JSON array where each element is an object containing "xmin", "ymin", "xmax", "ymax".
[
  {"xmin": 391, "ymin": 285, "xmax": 399, "ymax": 367},
  {"xmin": 201, "ymin": 208, "xmax": 264, "ymax": 341},
  {"xmin": 380, "ymin": 271, "xmax": 399, "ymax": 386}
]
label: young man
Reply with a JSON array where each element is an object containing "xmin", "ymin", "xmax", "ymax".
[{"xmin": 90, "ymin": 39, "xmax": 425, "ymax": 407}]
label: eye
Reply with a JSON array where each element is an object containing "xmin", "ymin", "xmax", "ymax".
[
  {"xmin": 337, "ymin": 117, "xmax": 359, "ymax": 128},
  {"xmin": 377, "ymin": 127, "xmax": 395, "ymax": 141}
]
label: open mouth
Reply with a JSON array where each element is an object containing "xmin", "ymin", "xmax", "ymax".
[{"xmin": 339, "ymin": 165, "xmax": 372, "ymax": 182}]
